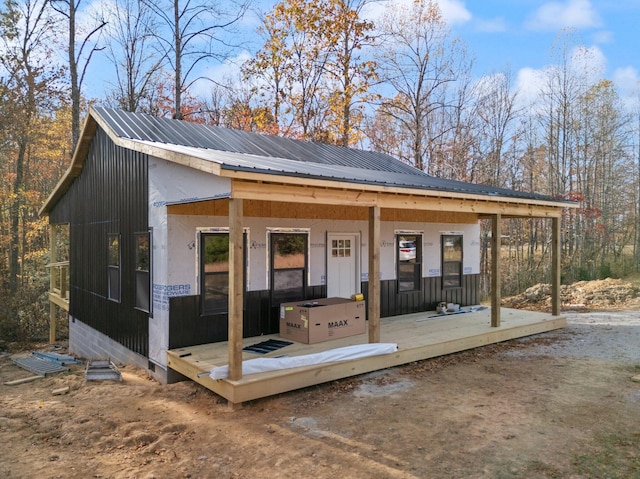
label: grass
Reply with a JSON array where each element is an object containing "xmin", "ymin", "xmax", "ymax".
[{"xmin": 572, "ymin": 432, "xmax": 640, "ymax": 479}]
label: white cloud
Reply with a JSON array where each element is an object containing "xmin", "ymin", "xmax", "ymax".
[
  {"xmin": 613, "ymin": 66, "xmax": 640, "ymax": 99},
  {"xmin": 591, "ymin": 30, "xmax": 613, "ymax": 44},
  {"xmin": 362, "ymin": 0, "xmax": 471, "ymax": 26},
  {"xmin": 438, "ymin": 0, "xmax": 472, "ymax": 25},
  {"xmin": 570, "ymin": 44, "xmax": 606, "ymax": 81},
  {"xmin": 526, "ymin": 0, "xmax": 601, "ymax": 31},
  {"xmin": 516, "ymin": 67, "xmax": 547, "ymax": 106}
]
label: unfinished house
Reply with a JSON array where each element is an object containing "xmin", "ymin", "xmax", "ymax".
[{"xmin": 41, "ymin": 107, "xmax": 573, "ymax": 405}]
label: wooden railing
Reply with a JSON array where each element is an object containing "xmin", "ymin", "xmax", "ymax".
[{"xmin": 47, "ymin": 261, "xmax": 70, "ymax": 309}]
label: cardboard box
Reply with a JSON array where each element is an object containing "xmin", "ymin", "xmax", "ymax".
[{"xmin": 279, "ymin": 297, "xmax": 366, "ymax": 344}]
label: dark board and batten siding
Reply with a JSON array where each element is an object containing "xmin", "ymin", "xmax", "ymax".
[
  {"xmin": 168, "ymin": 286, "xmax": 327, "ymax": 349},
  {"xmin": 167, "ymin": 277, "xmax": 479, "ymax": 349},
  {"xmin": 372, "ymin": 275, "xmax": 480, "ymax": 317},
  {"xmin": 49, "ymin": 129, "xmax": 150, "ymax": 356}
]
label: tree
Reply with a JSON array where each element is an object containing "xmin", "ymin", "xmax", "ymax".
[
  {"xmin": 51, "ymin": 0, "xmax": 107, "ymax": 148},
  {"xmin": 321, "ymin": 0, "xmax": 376, "ymax": 146},
  {"xmin": 473, "ymin": 70, "xmax": 520, "ymax": 186},
  {"xmin": 244, "ymin": 0, "xmax": 376, "ymax": 144},
  {"xmin": 0, "ymin": 0, "xmax": 71, "ymax": 342},
  {"xmin": 375, "ymin": 0, "xmax": 471, "ymax": 172},
  {"xmin": 0, "ymin": 0, "xmax": 63, "ymax": 294},
  {"xmin": 143, "ymin": 0, "xmax": 249, "ymax": 120},
  {"xmin": 102, "ymin": 0, "xmax": 163, "ymax": 113}
]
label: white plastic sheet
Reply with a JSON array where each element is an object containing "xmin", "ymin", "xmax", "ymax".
[{"xmin": 210, "ymin": 343, "xmax": 398, "ymax": 380}]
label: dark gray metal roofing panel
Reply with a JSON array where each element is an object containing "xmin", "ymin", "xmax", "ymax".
[
  {"xmin": 94, "ymin": 107, "xmax": 420, "ymax": 175},
  {"xmin": 94, "ymin": 107, "xmax": 571, "ymax": 204}
]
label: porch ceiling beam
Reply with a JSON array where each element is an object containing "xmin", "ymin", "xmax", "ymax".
[{"xmin": 231, "ymin": 181, "xmax": 567, "ymax": 218}]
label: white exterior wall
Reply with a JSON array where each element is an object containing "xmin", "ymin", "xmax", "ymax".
[
  {"xmin": 147, "ymin": 157, "xmax": 231, "ymax": 367},
  {"xmin": 156, "ymin": 215, "xmax": 481, "ymax": 294}
]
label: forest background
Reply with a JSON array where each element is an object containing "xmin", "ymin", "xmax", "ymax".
[{"xmin": 1, "ymin": 0, "xmax": 639, "ymax": 344}]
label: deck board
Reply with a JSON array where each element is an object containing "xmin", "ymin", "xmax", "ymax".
[{"xmin": 166, "ymin": 307, "xmax": 566, "ymax": 404}]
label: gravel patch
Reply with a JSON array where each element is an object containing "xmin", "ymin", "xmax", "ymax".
[{"xmin": 501, "ymin": 310, "xmax": 640, "ymax": 363}]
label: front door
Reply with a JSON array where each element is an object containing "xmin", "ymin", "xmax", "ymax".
[{"xmin": 326, "ymin": 233, "xmax": 360, "ymax": 298}]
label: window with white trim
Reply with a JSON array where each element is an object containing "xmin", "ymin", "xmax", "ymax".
[
  {"xmin": 442, "ymin": 234, "xmax": 463, "ymax": 288},
  {"xmin": 397, "ymin": 234, "xmax": 422, "ymax": 292}
]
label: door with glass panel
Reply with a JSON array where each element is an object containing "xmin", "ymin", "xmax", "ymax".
[{"xmin": 327, "ymin": 233, "xmax": 359, "ymax": 298}]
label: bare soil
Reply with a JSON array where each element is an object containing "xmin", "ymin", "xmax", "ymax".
[{"xmin": 2, "ymin": 279, "xmax": 640, "ymax": 479}]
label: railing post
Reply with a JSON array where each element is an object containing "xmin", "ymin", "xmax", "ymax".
[{"xmin": 49, "ymin": 224, "xmax": 57, "ymax": 344}]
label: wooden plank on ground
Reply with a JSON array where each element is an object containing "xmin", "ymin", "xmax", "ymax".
[{"xmin": 4, "ymin": 375, "xmax": 44, "ymax": 386}]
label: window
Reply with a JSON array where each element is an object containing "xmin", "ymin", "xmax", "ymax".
[
  {"xmin": 201, "ymin": 233, "xmax": 230, "ymax": 314},
  {"xmin": 397, "ymin": 234, "xmax": 422, "ymax": 292},
  {"xmin": 107, "ymin": 234, "xmax": 121, "ymax": 301},
  {"xmin": 442, "ymin": 234, "xmax": 463, "ymax": 288},
  {"xmin": 135, "ymin": 232, "xmax": 151, "ymax": 312},
  {"xmin": 331, "ymin": 238, "xmax": 351, "ymax": 258},
  {"xmin": 200, "ymin": 231, "xmax": 247, "ymax": 314},
  {"xmin": 271, "ymin": 233, "xmax": 307, "ymax": 305}
]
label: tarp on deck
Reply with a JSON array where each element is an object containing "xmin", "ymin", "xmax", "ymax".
[{"xmin": 210, "ymin": 343, "xmax": 398, "ymax": 380}]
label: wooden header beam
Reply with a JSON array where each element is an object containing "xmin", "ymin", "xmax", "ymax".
[{"xmin": 231, "ymin": 181, "xmax": 567, "ymax": 219}]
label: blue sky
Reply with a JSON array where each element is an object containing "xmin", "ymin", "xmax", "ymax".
[
  {"xmin": 84, "ymin": 0, "xmax": 640, "ymax": 105},
  {"xmin": 440, "ymin": 0, "xmax": 639, "ymax": 99}
]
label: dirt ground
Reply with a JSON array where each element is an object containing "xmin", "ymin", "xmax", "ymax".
[{"xmin": 2, "ymin": 279, "xmax": 640, "ymax": 478}]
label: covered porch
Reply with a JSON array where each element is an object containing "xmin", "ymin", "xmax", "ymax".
[
  {"xmin": 164, "ymin": 174, "xmax": 568, "ymax": 406},
  {"xmin": 167, "ymin": 306, "xmax": 566, "ymax": 405}
]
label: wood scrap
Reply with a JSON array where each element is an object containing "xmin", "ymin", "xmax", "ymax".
[
  {"xmin": 52, "ymin": 386, "xmax": 70, "ymax": 395},
  {"xmin": 4, "ymin": 375, "xmax": 44, "ymax": 386}
]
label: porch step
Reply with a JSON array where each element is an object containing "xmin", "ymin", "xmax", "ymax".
[{"xmin": 85, "ymin": 360, "xmax": 122, "ymax": 381}]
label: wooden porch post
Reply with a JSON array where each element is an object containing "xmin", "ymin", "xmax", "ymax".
[
  {"xmin": 551, "ymin": 215, "xmax": 561, "ymax": 315},
  {"xmin": 228, "ymin": 198, "xmax": 244, "ymax": 381},
  {"xmin": 368, "ymin": 205, "xmax": 380, "ymax": 343},
  {"xmin": 49, "ymin": 224, "xmax": 58, "ymax": 344},
  {"xmin": 491, "ymin": 214, "xmax": 501, "ymax": 327}
]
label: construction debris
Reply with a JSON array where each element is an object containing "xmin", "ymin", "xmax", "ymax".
[
  {"xmin": 32, "ymin": 351, "xmax": 82, "ymax": 366},
  {"xmin": 4, "ymin": 375, "xmax": 44, "ymax": 386},
  {"xmin": 52, "ymin": 386, "xmax": 70, "ymax": 396},
  {"xmin": 12, "ymin": 354, "xmax": 70, "ymax": 376},
  {"xmin": 85, "ymin": 360, "xmax": 122, "ymax": 381}
]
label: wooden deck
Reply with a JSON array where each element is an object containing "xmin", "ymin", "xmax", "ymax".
[{"xmin": 166, "ymin": 307, "xmax": 566, "ymax": 405}]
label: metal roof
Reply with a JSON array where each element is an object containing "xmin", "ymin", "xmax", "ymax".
[{"xmin": 93, "ymin": 107, "xmax": 569, "ymax": 204}]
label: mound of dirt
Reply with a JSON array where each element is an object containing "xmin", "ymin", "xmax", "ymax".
[{"xmin": 502, "ymin": 277, "xmax": 640, "ymax": 311}]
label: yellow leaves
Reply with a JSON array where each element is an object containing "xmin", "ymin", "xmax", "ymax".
[{"xmin": 244, "ymin": 0, "xmax": 377, "ymax": 145}]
